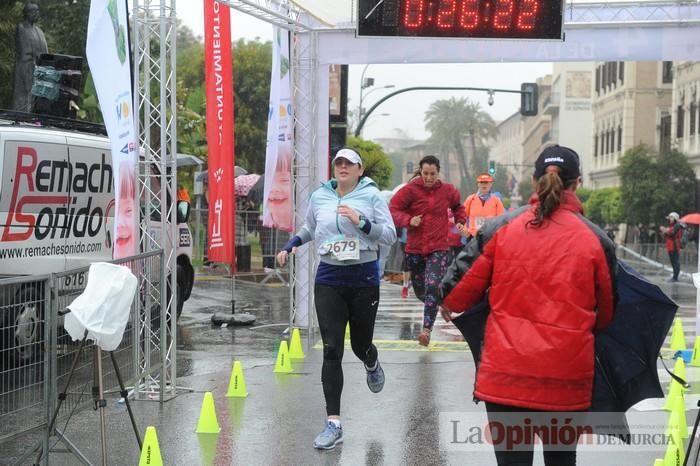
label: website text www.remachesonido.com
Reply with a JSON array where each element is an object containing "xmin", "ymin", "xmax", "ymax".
[{"xmin": 0, "ymin": 241, "xmax": 103, "ymax": 259}]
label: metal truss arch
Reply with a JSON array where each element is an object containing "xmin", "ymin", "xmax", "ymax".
[
  {"xmin": 216, "ymin": 0, "xmax": 317, "ymax": 31},
  {"xmin": 565, "ymin": 1, "xmax": 700, "ymax": 28}
]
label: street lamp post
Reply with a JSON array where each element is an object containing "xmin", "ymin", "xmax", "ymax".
[
  {"xmin": 358, "ymin": 64, "xmax": 396, "ymax": 122},
  {"xmin": 360, "ymin": 85, "xmax": 396, "ymax": 121},
  {"xmin": 359, "ymin": 64, "xmax": 373, "ymax": 121}
]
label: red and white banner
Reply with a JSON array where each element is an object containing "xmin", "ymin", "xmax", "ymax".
[
  {"xmin": 86, "ymin": 0, "xmax": 138, "ymax": 259},
  {"xmin": 204, "ymin": 0, "xmax": 235, "ymax": 266}
]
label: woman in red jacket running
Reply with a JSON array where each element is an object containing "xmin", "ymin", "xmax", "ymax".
[
  {"xmin": 389, "ymin": 155, "xmax": 466, "ymax": 346},
  {"xmin": 439, "ymin": 145, "xmax": 616, "ymax": 466}
]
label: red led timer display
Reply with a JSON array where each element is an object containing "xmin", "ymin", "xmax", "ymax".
[{"xmin": 358, "ymin": 0, "xmax": 563, "ymax": 39}]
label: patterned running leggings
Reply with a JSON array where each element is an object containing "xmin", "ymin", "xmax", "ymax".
[{"xmin": 405, "ymin": 251, "xmax": 451, "ymax": 330}]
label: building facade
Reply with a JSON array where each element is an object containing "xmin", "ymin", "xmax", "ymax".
[
  {"xmin": 589, "ymin": 61, "xmax": 673, "ymax": 188},
  {"xmin": 491, "ymin": 111, "xmax": 525, "ymax": 201},
  {"xmin": 544, "ymin": 62, "xmax": 595, "ymax": 185},
  {"xmin": 671, "ymin": 61, "xmax": 700, "ymax": 177}
]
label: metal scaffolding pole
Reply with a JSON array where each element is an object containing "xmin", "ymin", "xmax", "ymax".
[{"xmin": 133, "ymin": 0, "xmax": 178, "ymax": 400}]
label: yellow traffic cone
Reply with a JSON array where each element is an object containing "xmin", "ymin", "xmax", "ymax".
[
  {"xmin": 664, "ymin": 382, "xmax": 684, "ymax": 411},
  {"xmin": 226, "ymin": 361, "xmax": 248, "ymax": 398},
  {"xmin": 139, "ymin": 426, "xmax": 163, "ymax": 466},
  {"xmin": 663, "ymin": 429, "xmax": 684, "ymax": 466},
  {"xmin": 273, "ymin": 340, "xmax": 293, "ymax": 373},
  {"xmin": 289, "ymin": 328, "xmax": 305, "ymax": 359},
  {"xmin": 690, "ymin": 337, "xmax": 700, "ymax": 367},
  {"xmin": 671, "ymin": 396, "xmax": 688, "ymax": 439},
  {"xmin": 673, "ymin": 358, "xmax": 687, "ymax": 386},
  {"xmin": 670, "ymin": 318, "xmax": 686, "ymax": 351},
  {"xmin": 195, "ymin": 392, "xmax": 221, "ymax": 434}
]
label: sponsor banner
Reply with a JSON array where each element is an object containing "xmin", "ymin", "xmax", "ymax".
[
  {"xmin": 440, "ymin": 410, "xmax": 677, "ymax": 452},
  {"xmin": 204, "ymin": 0, "xmax": 235, "ymax": 265},
  {"xmin": 0, "ymin": 140, "xmax": 114, "ymax": 274},
  {"xmin": 262, "ymin": 28, "xmax": 293, "ymax": 232},
  {"xmin": 86, "ymin": 0, "xmax": 138, "ymax": 259}
]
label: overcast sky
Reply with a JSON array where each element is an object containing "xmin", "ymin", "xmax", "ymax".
[{"xmin": 173, "ymin": 1, "xmax": 552, "ymax": 141}]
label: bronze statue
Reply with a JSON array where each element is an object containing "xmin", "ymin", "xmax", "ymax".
[{"xmin": 13, "ymin": 2, "xmax": 48, "ymax": 112}]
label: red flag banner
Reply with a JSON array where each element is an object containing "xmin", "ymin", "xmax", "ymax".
[{"xmin": 204, "ymin": 0, "xmax": 235, "ymax": 266}]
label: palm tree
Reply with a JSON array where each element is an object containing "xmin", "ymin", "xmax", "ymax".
[{"xmin": 424, "ymin": 97, "xmax": 497, "ymax": 195}]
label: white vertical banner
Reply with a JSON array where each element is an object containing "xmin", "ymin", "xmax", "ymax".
[
  {"xmin": 262, "ymin": 28, "xmax": 293, "ymax": 232},
  {"xmin": 86, "ymin": 0, "xmax": 138, "ymax": 259}
]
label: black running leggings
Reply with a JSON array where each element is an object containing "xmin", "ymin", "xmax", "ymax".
[
  {"xmin": 314, "ymin": 284, "xmax": 380, "ymax": 416},
  {"xmin": 485, "ymin": 401, "xmax": 579, "ymax": 466}
]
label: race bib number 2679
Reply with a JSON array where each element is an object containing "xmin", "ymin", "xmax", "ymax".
[{"xmin": 323, "ymin": 235, "xmax": 360, "ymax": 261}]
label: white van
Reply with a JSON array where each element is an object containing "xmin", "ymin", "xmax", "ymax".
[{"xmin": 0, "ymin": 113, "xmax": 194, "ymax": 364}]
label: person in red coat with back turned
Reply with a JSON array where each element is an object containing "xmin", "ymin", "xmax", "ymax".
[
  {"xmin": 389, "ymin": 155, "xmax": 466, "ymax": 346},
  {"xmin": 439, "ymin": 145, "xmax": 617, "ymax": 466}
]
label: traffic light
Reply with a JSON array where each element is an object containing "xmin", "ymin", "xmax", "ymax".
[
  {"xmin": 488, "ymin": 160, "xmax": 496, "ymax": 175},
  {"xmin": 520, "ymin": 82, "xmax": 538, "ymax": 116}
]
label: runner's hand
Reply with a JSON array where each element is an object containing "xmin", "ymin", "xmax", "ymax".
[
  {"xmin": 277, "ymin": 248, "xmax": 296, "ymax": 266},
  {"xmin": 439, "ymin": 306, "xmax": 454, "ymax": 323},
  {"xmin": 337, "ymin": 204, "xmax": 360, "ymax": 225},
  {"xmin": 410, "ymin": 215, "xmax": 423, "ymax": 227}
]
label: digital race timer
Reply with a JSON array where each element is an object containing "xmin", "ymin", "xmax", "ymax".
[{"xmin": 357, "ymin": 0, "xmax": 564, "ymax": 40}]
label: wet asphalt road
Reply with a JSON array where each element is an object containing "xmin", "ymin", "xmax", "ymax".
[{"xmin": 2, "ymin": 256, "xmax": 700, "ymax": 465}]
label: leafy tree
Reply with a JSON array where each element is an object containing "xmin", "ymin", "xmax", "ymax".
[
  {"xmin": 618, "ymin": 145, "xmax": 696, "ymax": 226},
  {"xmin": 346, "ymin": 135, "xmax": 393, "ymax": 190},
  {"xmin": 577, "ymin": 187, "xmax": 593, "ymax": 204},
  {"xmin": 175, "ymin": 35, "xmax": 206, "ymax": 161},
  {"xmin": 585, "ymin": 187, "xmax": 622, "ymax": 226},
  {"xmin": 424, "ymin": 97, "xmax": 497, "ymax": 194},
  {"xmin": 174, "ymin": 36, "xmax": 272, "ymax": 175},
  {"xmin": 0, "ymin": 3, "xmax": 22, "ymax": 108},
  {"xmin": 231, "ymin": 38, "xmax": 272, "ymax": 173}
]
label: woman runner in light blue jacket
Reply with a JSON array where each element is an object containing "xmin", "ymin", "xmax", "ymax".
[{"xmin": 277, "ymin": 148, "xmax": 396, "ymax": 450}]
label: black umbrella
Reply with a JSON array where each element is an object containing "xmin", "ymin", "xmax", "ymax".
[
  {"xmin": 450, "ymin": 260, "xmax": 677, "ymax": 438},
  {"xmin": 592, "ymin": 261, "xmax": 677, "ymax": 412}
]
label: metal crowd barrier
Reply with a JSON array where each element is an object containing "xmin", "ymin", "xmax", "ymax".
[
  {"xmin": 618, "ymin": 241, "xmax": 698, "ymax": 275},
  {"xmin": 0, "ymin": 275, "xmax": 50, "ymax": 444},
  {"xmin": 0, "ymin": 250, "xmax": 165, "ymax": 451},
  {"xmin": 192, "ymin": 207, "xmax": 290, "ymax": 282}
]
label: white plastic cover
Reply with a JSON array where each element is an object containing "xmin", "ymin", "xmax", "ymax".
[{"xmin": 64, "ymin": 262, "xmax": 138, "ymax": 351}]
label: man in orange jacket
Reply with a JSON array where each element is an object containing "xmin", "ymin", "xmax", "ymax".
[{"xmin": 463, "ymin": 173, "xmax": 505, "ymax": 239}]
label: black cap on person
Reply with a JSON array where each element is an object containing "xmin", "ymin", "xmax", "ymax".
[{"xmin": 533, "ymin": 145, "xmax": 581, "ymax": 182}]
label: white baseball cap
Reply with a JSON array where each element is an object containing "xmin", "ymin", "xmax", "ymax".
[
  {"xmin": 332, "ymin": 148, "xmax": 362, "ymax": 167},
  {"xmin": 667, "ymin": 212, "xmax": 680, "ymax": 220}
]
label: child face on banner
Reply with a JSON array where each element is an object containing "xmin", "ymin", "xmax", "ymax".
[
  {"xmin": 114, "ymin": 161, "xmax": 136, "ymax": 258},
  {"xmin": 266, "ymin": 143, "xmax": 293, "ymax": 230}
]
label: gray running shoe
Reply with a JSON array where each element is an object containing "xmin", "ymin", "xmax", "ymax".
[
  {"xmin": 366, "ymin": 361, "xmax": 385, "ymax": 393},
  {"xmin": 313, "ymin": 421, "xmax": 343, "ymax": 450}
]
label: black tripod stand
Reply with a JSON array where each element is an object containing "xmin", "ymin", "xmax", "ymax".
[
  {"xmin": 27, "ymin": 327, "xmax": 142, "ymax": 466},
  {"xmin": 684, "ymin": 400, "xmax": 700, "ymax": 466}
]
